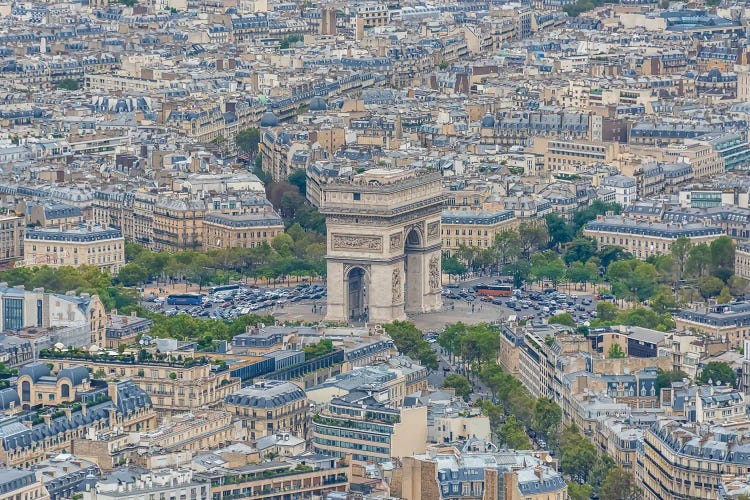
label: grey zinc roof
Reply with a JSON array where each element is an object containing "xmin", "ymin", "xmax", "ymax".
[{"xmin": 225, "ymin": 380, "xmax": 306, "ymax": 408}]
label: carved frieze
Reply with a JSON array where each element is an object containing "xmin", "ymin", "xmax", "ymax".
[
  {"xmin": 332, "ymin": 234, "xmax": 383, "ymax": 251},
  {"xmin": 390, "ymin": 233, "xmax": 402, "ymax": 251},
  {"xmin": 392, "ymin": 269, "xmax": 402, "ymax": 304},
  {"xmin": 429, "ymin": 255, "xmax": 441, "ymax": 291},
  {"xmin": 427, "ymin": 221, "xmax": 439, "ymax": 239}
]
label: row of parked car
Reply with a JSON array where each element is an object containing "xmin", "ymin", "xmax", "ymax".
[{"xmin": 159, "ymin": 284, "xmax": 327, "ymax": 320}]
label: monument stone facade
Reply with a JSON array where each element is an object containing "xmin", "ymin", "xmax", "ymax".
[{"xmin": 312, "ymin": 168, "xmax": 445, "ymax": 323}]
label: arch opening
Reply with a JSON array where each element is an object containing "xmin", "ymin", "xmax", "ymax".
[{"xmin": 346, "ymin": 267, "xmax": 369, "ymax": 322}]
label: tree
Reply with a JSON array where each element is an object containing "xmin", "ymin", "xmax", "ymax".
[
  {"xmin": 698, "ymin": 275, "xmax": 724, "ymax": 299},
  {"xmin": 288, "ymin": 170, "xmax": 307, "ymax": 196},
  {"xmin": 698, "ymin": 361, "xmax": 736, "ymax": 387},
  {"xmin": 532, "ymin": 399, "xmax": 562, "ymax": 441},
  {"xmin": 717, "ymin": 287, "xmax": 732, "ymax": 304},
  {"xmin": 598, "ymin": 467, "xmax": 640, "ymax": 500},
  {"xmin": 568, "ymin": 482, "xmax": 593, "ymax": 500},
  {"xmin": 670, "ymin": 237, "xmax": 692, "ymax": 281},
  {"xmin": 498, "ymin": 415, "xmax": 530, "ymax": 449},
  {"xmin": 236, "ymin": 128, "xmax": 260, "ymax": 156},
  {"xmin": 650, "ymin": 285, "xmax": 678, "ymax": 313},
  {"xmin": 518, "ymin": 222, "xmax": 548, "ymax": 258},
  {"xmin": 598, "ymin": 246, "xmax": 632, "ymax": 269},
  {"xmin": 442, "ymin": 254, "xmax": 467, "ymax": 281},
  {"xmin": 382, "ymin": 321, "xmax": 438, "ymax": 371},
  {"xmin": 531, "ymin": 251, "xmax": 566, "ymax": 286},
  {"xmin": 58, "ymin": 79, "xmax": 79, "ymax": 90},
  {"xmin": 438, "ymin": 322, "xmax": 466, "ymax": 362},
  {"xmin": 608, "ymin": 259, "xmax": 658, "ymax": 302},
  {"xmin": 549, "ymin": 313, "xmax": 575, "ymax": 327},
  {"xmin": 710, "ymin": 236, "xmax": 735, "ymax": 282},
  {"xmin": 117, "ymin": 263, "xmax": 150, "ymax": 287},
  {"xmin": 564, "ymin": 237, "xmax": 597, "ymax": 265},
  {"xmin": 567, "ymin": 261, "xmax": 597, "ymax": 290},
  {"xmin": 729, "ymin": 276, "xmax": 749, "ymax": 297},
  {"xmin": 442, "ymin": 374, "xmax": 472, "ymax": 401},
  {"xmin": 656, "ymin": 368, "xmax": 688, "ymax": 391},
  {"xmin": 597, "ymin": 301, "xmax": 618, "ymax": 321},
  {"xmin": 559, "ymin": 426, "xmax": 598, "ymax": 483},
  {"xmin": 503, "ymin": 260, "xmax": 531, "ymax": 288},
  {"xmin": 492, "ymin": 230, "xmax": 522, "ymax": 266},
  {"xmin": 545, "ymin": 213, "xmax": 572, "ymax": 248},
  {"xmin": 686, "ymin": 243, "xmax": 711, "ymax": 278},
  {"xmin": 607, "ymin": 344, "xmax": 626, "ymax": 359}
]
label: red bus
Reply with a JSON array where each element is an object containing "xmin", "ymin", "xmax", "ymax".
[{"xmin": 473, "ymin": 284, "xmax": 513, "ymax": 297}]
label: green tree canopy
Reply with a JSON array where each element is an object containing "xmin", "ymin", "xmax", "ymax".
[
  {"xmin": 442, "ymin": 374, "xmax": 472, "ymax": 401},
  {"xmin": 598, "ymin": 466, "xmax": 640, "ymax": 500},
  {"xmin": 549, "ymin": 312, "xmax": 575, "ymax": 327},
  {"xmin": 498, "ymin": 415, "xmax": 530, "ymax": 449},
  {"xmin": 698, "ymin": 361, "xmax": 736, "ymax": 387},
  {"xmin": 607, "ymin": 344, "xmax": 625, "ymax": 359}
]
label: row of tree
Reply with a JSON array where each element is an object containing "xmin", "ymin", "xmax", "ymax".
[{"xmin": 0, "ymin": 265, "xmax": 139, "ymax": 312}]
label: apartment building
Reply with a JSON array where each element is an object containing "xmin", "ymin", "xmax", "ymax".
[
  {"xmin": 22, "ymin": 225, "xmax": 125, "ymax": 273},
  {"xmin": 0, "ymin": 470, "xmax": 50, "ymax": 500},
  {"xmin": 195, "ymin": 456, "xmax": 349, "ymax": 500},
  {"xmin": 441, "ymin": 210, "xmax": 517, "ymax": 253},
  {"xmin": 151, "ymin": 199, "xmax": 207, "ymax": 252},
  {"xmin": 664, "ymin": 141, "xmax": 725, "ymax": 179},
  {"xmin": 583, "ymin": 215, "xmax": 723, "ymax": 260},
  {"xmin": 0, "ymin": 214, "xmax": 25, "ymax": 263},
  {"xmin": 312, "ymin": 398, "xmax": 427, "ymax": 464},
  {"xmin": 202, "ymin": 212, "xmax": 284, "ymax": 251},
  {"xmin": 82, "ymin": 468, "xmax": 210, "ymax": 500},
  {"xmin": 736, "ymin": 244, "xmax": 750, "ymax": 280},
  {"xmin": 43, "ymin": 354, "xmax": 241, "ymax": 416},
  {"xmin": 139, "ymin": 410, "xmax": 234, "ymax": 454},
  {"xmin": 638, "ymin": 419, "xmax": 750, "ymax": 500},
  {"xmin": 675, "ymin": 303, "xmax": 750, "ymax": 348},
  {"xmin": 532, "ymin": 136, "xmax": 619, "ymax": 173},
  {"xmin": 224, "ymin": 380, "xmax": 309, "ymax": 441},
  {"xmin": 0, "ymin": 380, "xmax": 156, "ymax": 467},
  {"xmin": 395, "ymin": 446, "xmax": 566, "ymax": 500},
  {"xmin": 594, "ymin": 417, "xmax": 642, "ymax": 471}
]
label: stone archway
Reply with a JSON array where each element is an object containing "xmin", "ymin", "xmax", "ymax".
[
  {"xmin": 404, "ymin": 228, "xmax": 424, "ymax": 313},
  {"xmin": 317, "ymin": 169, "xmax": 446, "ymax": 324},
  {"xmin": 345, "ymin": 266, "xmax": 369, "ymax": 322}
]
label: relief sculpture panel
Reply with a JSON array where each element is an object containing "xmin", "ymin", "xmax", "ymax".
[{"xmin": 331, "ymin": 234, "xmax": 383, "ymax": 251}]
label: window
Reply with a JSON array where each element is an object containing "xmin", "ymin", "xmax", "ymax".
[
  {"xmin": 353, "ymin": 193, "xmax": 361, "ymax": 201},
  {"xmin": 3, "ymin": 298, "xmax": 23, "ymax": 331},
  {"xmin": 36, "ymin": 299, "xmax": 42, "ymax": 327}
]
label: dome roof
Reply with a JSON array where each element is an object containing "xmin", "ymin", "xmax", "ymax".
[
  {"xmin": 260, "ymin": 111, "xmax": 279, "ymax": 127},
  {"xmin": 309, "ymin": 96, "xmax": 328, "ymax": 112},
  {"xmin": 19, "ymin": 362, "xmax": 51, "ymax": 382},
  {"xmin": 58, "ymin": 366, "xmax": 89, "ymax": 386},
  {"xmin": 481, "ymin": 112, "xmax": 495, "ymax": 128}
]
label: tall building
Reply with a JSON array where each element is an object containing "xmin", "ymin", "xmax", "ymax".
[
  {"xmin": 393, "ymin": 442, "xmax": 566, "ymax": 500},
  {"xmin": 224, "ymin": 380, "xmax": 309, "ymax": 441},
  {"xmin": 22, "ymin": 225, "xmax": 125, "ymax": 274},
  {"xmin": 312, "ymin": 397, "xmax": 427, "ymax": 463}
]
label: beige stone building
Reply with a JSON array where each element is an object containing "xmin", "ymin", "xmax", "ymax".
[
  {"xmin": 531, "ymin": 136, "xmax": 619, "ymax": 173},
  {"xmin": 0, "ymin": 469, "xmax": 50, "ymax": 500},
  {"xmin": 202, "ymin": 212, "xmax": 284, "ymax": 250},
  {"xmin": 664, "ymin": 141, "xmax": 725, "ymax": 179},
  {"xmin": 0, "ymin": 214, "xmax": 24, "ymax": 264},
  {"xmin": 312, "ymin": 169, "xmax": 445, "ymax": 323},
  {"xmin": 224, "ymin": 380, "xmax": 309, "ymax": 441},
  {"xmin": 43, "ymin": 355, "xmax": 241, "ymax": 416},
  {"xmin": 139, "ymin": 410, "xmax": 234, "ymax": 454},
  {"xmin": 441, "ymin": 209, "xmax": 517, "ymax": 253},
  {"xmin": 583, "ymin": 215, "xmax": 724, "ymax": 260},
  {"xmin": 638, "ymin": 419, "xmax": 750, "ymax": 500},
  {"xmin": 22, "ymin": 225, "xmax": 125, "ymax": 273},
  {"xmin": 736, "ymin": 244, "xmax": 750, "ymax": 280}
]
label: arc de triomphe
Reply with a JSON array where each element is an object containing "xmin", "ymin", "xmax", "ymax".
[{"xmin": 310, "ymin": 168, "xmax": 445, "ymax": 323}]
